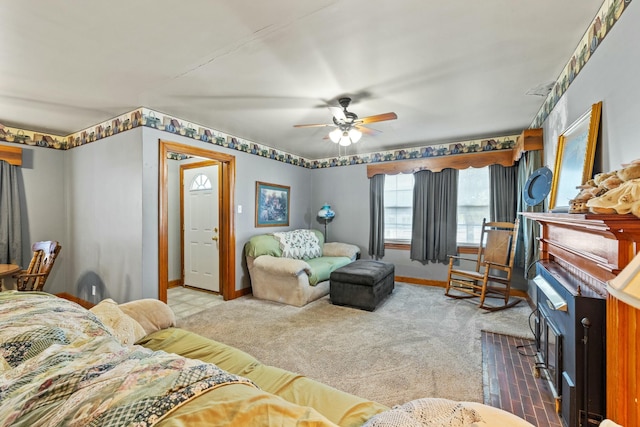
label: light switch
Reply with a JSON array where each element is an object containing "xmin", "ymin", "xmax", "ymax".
[{"xmin": 237, "ymin": 205, "xmax": 243, "ymax": 214}]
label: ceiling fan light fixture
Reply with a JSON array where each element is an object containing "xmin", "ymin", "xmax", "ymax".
[
  {"xmin": 349, "ymin": 128, "xmax": 362, "ymax": 143},
  {"xmin": 339, "ymin": 131, "xmax": 351, "ymax": 146},
  {"xmin": 295, "ymin": 97, "xmax": 396, "ymax": 147},
  {"xmin": 329, "ymin": 128, "xmax": 342, "ymax": 143}
]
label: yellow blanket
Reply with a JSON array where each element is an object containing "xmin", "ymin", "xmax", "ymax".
[{"xmin": 139, "ymin": 327, "xmax": 389, "ymax": 427}]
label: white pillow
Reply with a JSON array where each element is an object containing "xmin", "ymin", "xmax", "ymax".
[{"xmin": 90, "ymin": 298, "xmax": 146, "ymax": 345}]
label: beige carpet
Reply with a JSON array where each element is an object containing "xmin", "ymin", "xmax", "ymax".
[{"xmin": 178, "ymin": 282, "xmax": 534, "ymax": 408}]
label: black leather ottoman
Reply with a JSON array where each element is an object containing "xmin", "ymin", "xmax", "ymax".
[{"xmin": 330, "ymin": 260, "xmax": 395, "ymax": 311}]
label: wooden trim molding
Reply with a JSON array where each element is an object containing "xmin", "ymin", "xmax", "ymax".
[
  {"xmin": 367, "ymin": 129, "xmax": 542, "ymax": 178},
  {"xmin": 56, "ymin": 292, "xmax": 94, "ymax": 309},
  {"xmin": 385, "ymin": 242, "xmax": 410, "ymax": 250},
  {"xmin": 396, "ymin": 276, "xmax": 448, "ymax": 288},
  {"xmin": 395, "ymin": 276, "xmax": 529, "ymax": 300},
  {"xmin": 457, "ymin": 245, "xmax": 480, "ymax": 255},
  {"xmin": 168, "ymin": 279, "xmax": 183, "ymax": 289},
  {"xmin": 367, "ymin": 149, "xmax": 515, "ymax": 177},
  {"xmin": 513, "ymin": 128, "xmax": 543, "ymax": 161},
  {"xmin": 159, "ymin": 140, "xmax": 237, "ymax": 303},
  {"xmin": 0, "ymin": 145, "xmax": 22, "ymax": 166},
  {"xmin": 233, "ymin": 287, "xmax": 252, "ymax": 299},
  {"xmin": 386, "ymin": 243, "xmax": 480, "ymax": 254},
  {"xmin": 607, "ymin": 294, "xmax": 640, "ymax": 425}
]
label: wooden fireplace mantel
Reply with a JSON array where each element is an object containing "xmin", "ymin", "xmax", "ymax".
[
  {"xmin": 521, "ymin": 212, "xmax": 640, "ymax": 293},
  {"xmin": 522, "ymin": 211, "xmax": 640, "ymax": 426}
]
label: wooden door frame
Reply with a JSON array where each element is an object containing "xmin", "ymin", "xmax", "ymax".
[
  {"xmin": 180, "ymin": 160, "xmax": 221, "ymax": 292},
  {"xmin": 159, "ymin": 140, "xmax": 236, "ymax": 303}
]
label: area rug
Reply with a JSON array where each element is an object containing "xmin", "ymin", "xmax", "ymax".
[{"xmin": 178, "ymin": 283, "xmax": 534, "ymax": 407}]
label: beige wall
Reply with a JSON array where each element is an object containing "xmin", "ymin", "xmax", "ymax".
[{"xmin": 66, "ymin": 129, "xmax": 144, "ymax": 304}]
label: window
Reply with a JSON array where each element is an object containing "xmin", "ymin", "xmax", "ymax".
[
  {"xmin": 384, "ymin": 174, "xmax": 414, "ymax": 242},
  {"xmin": 456, "ymin": 167, "xmax": 490, "ymax": 244},
  {"xmin": 383, "ymin": 168, "xmax": 490, "ymax": 246},
  {"xmin": 190, "ymin": 173, "xmax": 212, "ymax": 191}
]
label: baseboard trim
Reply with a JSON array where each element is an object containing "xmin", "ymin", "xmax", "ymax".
[
  {"xmin": 395, "ymin": 276, "xmax": 447, "ymax": 288},
  {"xmin": 394, "ymin": 275, "xmax": 530, "ymax": 299},
  {"xmin": 56, "ymin": 292, "xmax": 94, "ymax": 309},
  {"xmin": 58, "ymin": 278, "xmax": 527, "ymax": 307},
  {"xmin": 233, "ymin": 287, "xmax": 252, "ymax": 299},
  {"xmin": 168, "ymin": 279, "xmax": 183, "ymax": 289}
]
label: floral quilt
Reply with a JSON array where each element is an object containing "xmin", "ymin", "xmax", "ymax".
[
  {"xmin": 0, "ymin": 292, "xmax": 256, "ymax": 427},
  {"xmin": 273, "ymin": 229, "xmax": 321, "ymax": 259}
]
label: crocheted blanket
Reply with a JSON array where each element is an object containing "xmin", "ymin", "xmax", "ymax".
[
  {"xmin": 363, "ymin": 398, "xmax": 483, "ymax": 427},
  {"xmin": 0, "ymin": 292, "xmax": 256, "ymax": 426}
]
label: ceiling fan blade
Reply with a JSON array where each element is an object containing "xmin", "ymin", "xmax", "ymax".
[
  {"xmin": 328, "ymin": 106, "xmax": 346, "ymax": 122},
  {"xmin": 355, "ymin": 125, "xmax": 380, "ymax": 135},
  {"xmin": 293, "ymin": 123, "xmax": 334, "ymax": 128},
  {"xmin": 357, "ymin": 112, "xmax": 398, "ymax": 124}
]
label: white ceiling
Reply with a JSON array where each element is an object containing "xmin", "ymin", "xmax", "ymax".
[{"xmin": 0, "ymin": 1, "xmax": 603, "ymax": 160}]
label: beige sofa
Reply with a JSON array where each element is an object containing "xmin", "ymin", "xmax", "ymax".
[{"xmin": 244, "ymin": 229, "xmax": 360, "ymax": 307}]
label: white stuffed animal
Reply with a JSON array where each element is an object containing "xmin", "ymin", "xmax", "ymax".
[{"xmin": 586, "ymin": 159, "xmax": 640, "ymax": 218}]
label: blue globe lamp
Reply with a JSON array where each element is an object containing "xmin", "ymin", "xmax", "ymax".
[{"xmin": 317, "ymin": 203, "xmax": 335, "ymax": 241}]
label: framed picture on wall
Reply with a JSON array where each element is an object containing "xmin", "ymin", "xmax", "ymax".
[
  {"xmin": 255, "ymin": 181, "xmax": 290, "ymax": 227},
  {"xmin": 549, "ymin": 101, "xmax": 602, "ymax": 211}
]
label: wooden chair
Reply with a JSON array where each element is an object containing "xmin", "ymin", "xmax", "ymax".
[
  {"xmin": 445, "ymin": 218, "xmax": 520, "ymax": 311},
  {"xmin": 14, "ymin": 241, "xmax": 61, "ymax": 291}
]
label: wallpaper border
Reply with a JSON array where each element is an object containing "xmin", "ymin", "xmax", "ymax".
[{"xmin": 0, "ymin": 0, "xmax": 631, "ymax": 169}]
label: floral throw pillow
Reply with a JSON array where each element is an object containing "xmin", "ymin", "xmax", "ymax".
[{"xmin": 273, "ymin": 230, "xmax": 321, "ymax": 260}]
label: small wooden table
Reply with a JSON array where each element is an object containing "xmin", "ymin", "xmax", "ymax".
[{"xmin": 0, "ymin": 264, "xmax": 20, "ymax": 291}]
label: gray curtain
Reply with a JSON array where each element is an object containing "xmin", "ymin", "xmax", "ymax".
[
  {"xmin": 489, "ymin": 164, "xmax": 518, "ymax": 222},
  {"xmin": 516, "ymin": 150, "xmax": 543, "ymax": 275},
  {"xmin": 368, "ymin": 174, "xmax": 385, "ymax": 259},
  {"xmin": 410, "ymin": 168, "xmax": 458, "ymax": 263},
  {"xmin": 0, "ymin": 160, "xmax": 22, "ymax": 265}
]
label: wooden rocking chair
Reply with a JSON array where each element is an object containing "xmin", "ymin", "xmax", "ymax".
[
  {"xmin": 14, "ymin": 241, "xmax": 61, "ymax": 291},
  {"xmin": 445, "ymin": 218, "xmax": 520, "ymax": 311}
]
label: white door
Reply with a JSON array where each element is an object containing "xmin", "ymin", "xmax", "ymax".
[{"xmin": 183, "ymin": 164, "xmax": 220, "ymax": 292}]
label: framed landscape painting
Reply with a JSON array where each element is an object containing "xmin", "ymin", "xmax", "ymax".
[
  {"xmin": 549, "ymin": 101, "xmax": 602, "ymax": 211},
  {"xmin": 255, "ymin": 181, "xmax": 290, "ymax": 227}
]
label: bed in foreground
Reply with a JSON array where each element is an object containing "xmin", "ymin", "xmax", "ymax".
[{"xmin": 0, "ymin": 291, "xmax": 534, "ymax": 426}]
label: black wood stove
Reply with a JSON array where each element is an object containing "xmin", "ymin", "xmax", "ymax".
[{"xmin": 534, "ymin": 260, "xmax": 606, "ymax": 427}]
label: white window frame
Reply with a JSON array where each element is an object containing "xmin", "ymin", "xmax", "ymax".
[
  {"xmin": 381, "ymin": 168, "xmax": 491, "ymax": 248},
  {"xmin": 456, "ymin": 167, "xmax": 490, "ymax": 245},
  {"xmin": 383, "ymin": 173, "xmax": 414, "ymax": 245}
]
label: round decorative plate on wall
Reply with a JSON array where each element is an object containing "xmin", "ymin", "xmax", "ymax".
[{"xmin": 524, "ymin": 166, "xmax": 553, "ymax": 206}]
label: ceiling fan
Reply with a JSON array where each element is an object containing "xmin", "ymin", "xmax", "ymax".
[{"xmin": 293, "ymin": 97, "xmax": 397, "ymax": 146}]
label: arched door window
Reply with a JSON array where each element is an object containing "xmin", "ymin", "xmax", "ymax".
[{"xmin": 190, "ymin": 173, "xmax": 212, "ymax": 191}]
